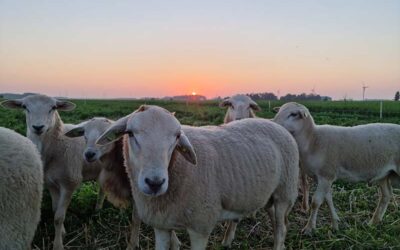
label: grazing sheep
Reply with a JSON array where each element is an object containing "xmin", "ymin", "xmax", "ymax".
[
  {"xmin": 273, "ymin": 102, "xmax": 400, "ymax": 234},
  {"xmin": 1, "ymin": 94, "xmax": 105, "ymax": 250},
  {"xmin": 96, "ymin": 105, "xmax": 299, "ymax": 250},
  {"xmin": 219, "ymin": 94, "xmax": 261, "ymax": 123},
  {"xmin": 0, "ymin": 127, "xmax": 43, "ymax": 250},
  {"xmin": 65, "ymin": 118, "xmax": 181, "ymax": 249}
]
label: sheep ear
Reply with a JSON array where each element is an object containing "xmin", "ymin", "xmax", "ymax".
[
  {"xmin": 65, "ymin": 126, "xmax": 85, "ymax": 138},
  {"xmin": 249, "ymin": 101, "xmax": 261, "ymax": 111},
  {"xmin": 96, "ymin": 116, "xmax": 129, "ymax": 145},
  {"xmin": 272, "ymin": 106, "xmax": 281, "ymax": 113},
  {"xmin": 56, "ymin": 100, "xmax": 76, "ymax": 111},
  {"xmin": 219, "ymin": 98, "xmax": 231, "ymax": 108},
  {"xmin": 137, "ymin": 105, "xmax": 147, "ymax": 112},
  {"xmin": 1, "ymin": 99, "xmax": 23, "ymax": 109},
  {"xmin": 176, "ymin": 132, "xmax": 197, "ymax": 165}
]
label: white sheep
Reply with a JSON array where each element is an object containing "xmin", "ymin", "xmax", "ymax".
[
  {"xmin": 1, "ymin": 94, "xmax": 105, "ymax": 250},
  {"xmin": 219, "ymin": 94, "xmax": 261, "ymax": 123},
  {"xmin": 273, "ymin": 102, "xmax": 400, "ymax": 234},
  {"xmin": 96, "ymin": 105, "xmax": 299, "ymax": 250},
  {"xmin": 64, "ymin": 117, "xmax": 182, "ymax": 250},
  {"xmin": 0, "ymin": 127, "xmax": 43, "ymax": 250},
  {"xmin": 219, "ymin": 96, "xmax": 309, "ymax": 247}
]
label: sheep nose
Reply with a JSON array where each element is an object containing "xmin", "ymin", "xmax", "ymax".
[
  {"xmin": 85, "ymin": 151, "xmax": 96, "ymax": 161},
  {"xmin": 145, "ymin": 177, "xmax": 166, "ymax": 193},
  {"xmin": 32, "ymin": 125, "xmax": 44, "ymax": 134}
]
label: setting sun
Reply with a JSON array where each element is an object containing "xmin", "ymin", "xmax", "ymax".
[{"xmin": 192, "ymin": 91, "xmax": 197, "ymax": 96}]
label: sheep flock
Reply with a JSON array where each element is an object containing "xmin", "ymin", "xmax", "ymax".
[{"xmin": 0, "ymin": 94, "xmax": 399, "ymax": 250}]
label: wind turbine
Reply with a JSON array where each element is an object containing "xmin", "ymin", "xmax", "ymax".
[
  {"xmin": 311, "ymin": 85, "xmax": 316, "ymax": 95},
  {"xmin": 362, "ymin": 83, "xmax": 369, "ymax": 101}
]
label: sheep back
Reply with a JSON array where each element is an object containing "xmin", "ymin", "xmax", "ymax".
[{"xmin": 0, "ymin": 127, "xmax": 43, "ymax": 249}]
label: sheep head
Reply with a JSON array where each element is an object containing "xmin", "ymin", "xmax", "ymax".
[
  {"xmin": 1, "ymin": 94, "xmax": 75, "ymax": 136},
  {"xmin": 65, "ymin": 118, "xmax": 115, "ymax": 163},
  {"xmin": 272, "ymin": 102, "xmax": 313, "ymax": 136},
  {"xmin": 219, "ymin": 94, "xmax": 261, "ymax": 123},
  {"xmin": 96, "ymin": 105, "xmax": 197, "ymax": 197}
]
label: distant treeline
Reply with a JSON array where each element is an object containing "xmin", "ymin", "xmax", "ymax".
[{"xmin": 247, "ymin": 92, "xmax": 332, "ymax": 101}]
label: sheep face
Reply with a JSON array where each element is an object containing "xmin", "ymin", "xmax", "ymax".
[
  {"xmin": 65, "ymin": 118, "xmax": 115, "ymax": 163},
  {"xmin": 1, "ymin": 94, "xmax": 75, "ymax": 136},
  {"xmin": 273, "ymin": 102, "xmax": 311, "ymax": 135},
  {"xmin": 96, "ymin": 105, "xmax": 197, "ymax": 197},
  {"xmin": 219, "ymin": 94, "xmax": 260, "ymax": 123}
]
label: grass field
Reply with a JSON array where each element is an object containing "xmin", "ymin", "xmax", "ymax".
[{"xmin": 1, "ymin": 99, "xmax": 400, "ymax": 249}]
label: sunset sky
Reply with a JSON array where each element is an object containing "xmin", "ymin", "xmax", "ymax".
[{"xmin": 1, "ymin": 0, "xmax": 399, "ymax": 100}]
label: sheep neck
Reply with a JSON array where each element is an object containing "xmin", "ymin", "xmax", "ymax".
[{"xmin": 293, "ymin": 118, "xmax": 317, "ymax": 156}]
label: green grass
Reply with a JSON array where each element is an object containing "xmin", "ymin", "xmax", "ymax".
[{"xmin": 1, "ymin": 99, "xmax": 400, "ymax": 249}]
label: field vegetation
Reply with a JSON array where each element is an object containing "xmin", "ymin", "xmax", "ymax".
[{"xmin": 0, "ymin": 98, "xmax": 399, "ymax": 249}]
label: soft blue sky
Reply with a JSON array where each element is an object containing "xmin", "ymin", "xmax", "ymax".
[{"xmin": 1, "ymin": 0, "xmax": 399, "ymax": 99}]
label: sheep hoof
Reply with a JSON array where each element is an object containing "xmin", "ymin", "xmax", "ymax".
[
  {"xmin": 368, "ymin": 218, "xmax": 381, "ymax": 225},
  {"xmin": 221, "ymin": 240, "xmax": 232, "ymax": 248},
  {"xmin": 301, "ymin": 226, "xmax": 313, "ymax": 235},
  {"xmin": 53, "ymin": 242, "xmax": 64, "ymax": 250}
]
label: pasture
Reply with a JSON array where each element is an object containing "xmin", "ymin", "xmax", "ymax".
[{"xmin": 1, "ymin": 99, "xmax": 400, "ymax": 249}]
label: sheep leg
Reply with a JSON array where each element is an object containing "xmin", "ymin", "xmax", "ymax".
[
  {"xmin": 154, "ymin": 228, "xmax": 171, "ymax": 250},
  {"xmin": 48, "ymin": 185, "xmax": 60, "ymax": 213},
  {"xmin": 187, "ymin": 229, "xmax": 209, "ymax": 250},
  {"xmin": 370, "ymin": 177, "xmax": 393, "ymax": 224},
  {"xmin": 170, "ymin": 230, "xmax": 181, "ymax": 250},
  {"xmin": 95, "ymin": 186, "xmax": 106, "ymax": 211},
  {"xmin": 300, "ymin": 169, "xmax": 310, "ymax": 212},
  {"xmin": 268, "ymin": 206, "xmax": 276, "ymax": 229},
  {"xmin": 126, "ymin": 208, "xmax": 141, "ymax": 250},
  {"xmin": 53, "ymin": 187, "xmax": 74, "ymax": 250},
  {"xmin": 325, "ymin": 186, "xmax": 340, "ymax": 230},
  {"xmin": 272, "ymin": 200, "xmax": 292, "ymax": 250},
  {"xmin": 221, "ymin": 221, "xmax": 238, "ymax": 247},
  {"xmin": 302, "ymin": 178, "xmax": 330, "ymax": 235}
]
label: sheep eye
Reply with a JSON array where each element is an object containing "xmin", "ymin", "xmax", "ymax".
[
  {"xmin": 176, "ymin": 133, "xmax": 181, "ymax": 140},
  {"xmin": 49, "ymin": 106, "xmax": 57, "ymax": 113},
  {"xmin": 288, "ymin": 113, "xmax": 298, "ymax": 118},
  {"xmin": 22, "ymin": 105, "xmax": 30, "ymax": 113},
  {"xmin": 127, "ymin": 131, "xmax": 134, "ymax": 137}
]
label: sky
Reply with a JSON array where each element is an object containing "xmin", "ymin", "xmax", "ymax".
[{"xmin": 0, "ymin": 0, "xmax": 399, "ymax": 100}]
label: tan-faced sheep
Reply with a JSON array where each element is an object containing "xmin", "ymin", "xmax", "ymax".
[
  {"xmin": 219, "ymin": 94, "xmax": 261, "ymax": 123},
  {"xmin": 64, "ymin": 117, "xmax": 181, "ymax": 250},
  {"xmin": 0, "ymin": 127, "xmax": 43, "ymax": 250},
  {"xmin": 96, "ymin": 105, "xmax": 299, "ymax": 250},
  {"xmin": 273, "ymin": 102, "xmax": 400, "ymax": 234},
  {"xmin": 1, "ymin": 94, "xmax": 105, "ymax": 250}
]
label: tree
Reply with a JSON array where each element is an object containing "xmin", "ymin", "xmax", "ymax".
[{"xmin": 395, "ymin": 91, "xmax": 400, "ymax": 101}]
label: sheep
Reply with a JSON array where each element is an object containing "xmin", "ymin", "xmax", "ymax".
[
  {"xmin": 219, "ymin": 96, "xmax": 308, "ymax": 247},
  {"xmin": 0, "ymin": 126, "xmax": 43, "ymax": 250},
  {"xmin": 273, "ymin": 102, "xmax": 400, "ymax": 234},
  {"xmin": 96, "ymin": 105, "xmax": 299, "ymax": 250},
  {"xmin": 1, "ymin": 94, "xmax": 105, "ymax": 250},
  {"xmin": 64, "ymin": 117, "xmax": 181, "ymax": 249},
  {"xmin": 219, "ymin": 94, "xmax": 261, "ymax": 123},
  {"xmin": 219, "ymin": 95, "xmax": 265, "ymax": 246}
]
